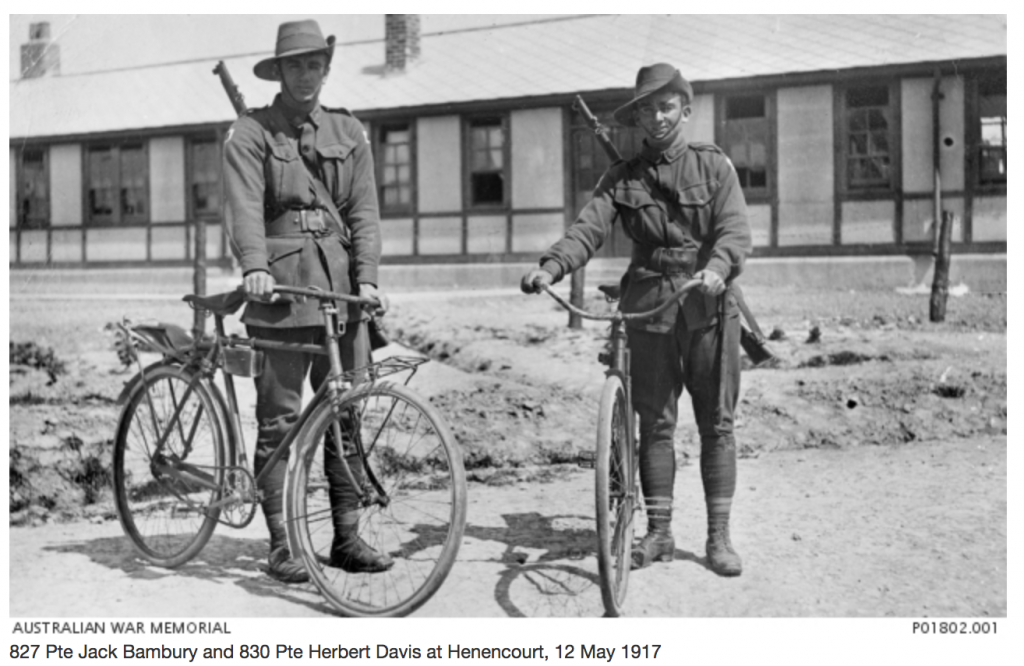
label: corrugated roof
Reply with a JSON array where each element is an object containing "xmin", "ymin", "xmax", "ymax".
[{"xmin": 10, "ymin": 14, "xmax": 1007, "ymax": 140}]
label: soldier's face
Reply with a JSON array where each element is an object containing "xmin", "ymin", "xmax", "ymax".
[
  {"xmin": 635, "ymin": 91, "xmax": 690, "ymax": 144},
  {"xmin": 279, "ymin": 53, "xmax": 330, "ymax": 104}
]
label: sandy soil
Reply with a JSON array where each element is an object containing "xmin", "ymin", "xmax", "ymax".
[{"xmin": 7, "ymin": 285, "xmax": 1008, "ymax": 617}]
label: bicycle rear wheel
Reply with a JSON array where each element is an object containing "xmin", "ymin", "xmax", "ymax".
[
  {"xmin": 595, "ymin": 374, "xmax": 636, "ymax": 617},
  {"xmin": 113, "ymin": 364, "xmax": 225, "ymax": 568},
  {"xmin": 286, "ymin": 381, "xmax": 467, "ymax": 617}
]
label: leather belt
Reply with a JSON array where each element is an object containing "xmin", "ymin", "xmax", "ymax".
[
  {"xmin": 633, "ymin": 246, "xmax": 697, "ymax": 275},
  {"xmin": 265, "ymin": 208, "xmax": 332, "ymax": 238}
]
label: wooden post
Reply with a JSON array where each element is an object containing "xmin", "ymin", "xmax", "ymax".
[
  {"xmin": 193, "ymin": 219, "xmax": 207, "ymax": 338},
  {"xmin": 568, "ymin": 267, "xmax": 585, "ymax": 329},
  {"xmin": 929, "ymin": 211, "xmax": 954, "ymax": 323}
]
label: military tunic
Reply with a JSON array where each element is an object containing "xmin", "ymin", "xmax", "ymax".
[
  {"xmin": 540, "ymin": 137, "xmax": 751, "ymax": 332},
  {"xmin": 224, "ymin": 94, "xmax": 381, "ymax": 327}
]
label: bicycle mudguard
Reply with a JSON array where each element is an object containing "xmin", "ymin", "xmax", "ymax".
[
  {"xmin": 115, "ymin": 361, "xmax": 178, "ymax": 405},
  {"xmin": 129, "ymin": 323, "xmax": 194, "ymax": 359}
]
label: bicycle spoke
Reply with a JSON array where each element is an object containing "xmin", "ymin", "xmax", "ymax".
[{"xmin": 289, "ymin": 383, "xmax": 465, "ymax": 616}]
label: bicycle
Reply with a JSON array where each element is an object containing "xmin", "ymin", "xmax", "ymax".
[
  {"xmin": 111, "ymin": 284, "xmax": 467, "ymax": 617},
  {"xmin": 538, "ymin": 278, "xmax": 702, "ymax": 617}
]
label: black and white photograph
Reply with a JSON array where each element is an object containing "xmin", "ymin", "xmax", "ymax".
[{"xmin": 5, "ymin": 9, "xmax": 1010, "ymax": 652}]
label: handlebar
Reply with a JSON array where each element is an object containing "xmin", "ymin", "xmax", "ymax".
[
  {"xmin": 270, "ymin": 284, "xmax": 380, "ymax": 308},
  {"xmin": 540, "ymin": 278, "xmax": 703, "ymax": 322}
]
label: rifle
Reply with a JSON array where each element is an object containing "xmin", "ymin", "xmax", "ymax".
[
  {"xmin": 574, "ymin": 95, "xmax": 775, "ymax": 366},
  {"xmin": 573, "ymin": 95, "xmax": 622, "ymax": 163},
  {"xmin": 213, "ymin": 61, "xmax": 248, "ymax": 117},
  {"xmin": 211, "ymin": 60, "xmax": 390, "ymax": 350}
]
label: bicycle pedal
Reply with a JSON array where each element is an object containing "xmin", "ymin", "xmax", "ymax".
[
  {"xmin": 577, "ymin": 450, "xmax": 596, "ymax": 469},
  {"xmin": 597, "ymin": 352, "xmax": 612, "ymax": 365}
]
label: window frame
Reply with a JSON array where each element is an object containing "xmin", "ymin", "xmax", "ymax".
[
  {"xmin": 83, "ymin": 140, "xmax": 150, "ymax": 227},
  {"xmin": 16, "ymin": 145, "xmax": 51, "ymax": 230},
  {"xmin": 835, "ymin": 81, "xmax": 901, "ymax": 197},
  {"xmin": 463, "ymin": 114, "xmax": 510, "ymax": 210},
  {"xmin": 186, "ymin": 134, "xmax": 223, "ymax": 221},
  {"xmin": 373, "ymin": 120, "xmax": 417, "ymax": 216},
  {"xmin": 715, "ymin": 90, "xmax": 775, "ymax": 202},
  {"xmin": 967, "ymin": 70, "xmax": 1007, "ymax": 193}
]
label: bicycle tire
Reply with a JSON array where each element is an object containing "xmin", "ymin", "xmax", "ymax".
[
  {"xmin": 113, "ymin": 363, "xmax": 225, "ymax": 568},
  {"xmin": 285, "ymin": 381, "xmax": 467, "ymax": 617},
  {"xmin": 595, "ymin": 374, "xmax": 636, "ymax": 617}
]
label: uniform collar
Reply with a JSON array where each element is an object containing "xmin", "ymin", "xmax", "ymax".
[
  {"xmin": 639, "ymin": 133, "xmax": 688, "ymax": 165},
  {"xmin": 272, "ymin": 93, "xmax": 321, "ymax": 129}
]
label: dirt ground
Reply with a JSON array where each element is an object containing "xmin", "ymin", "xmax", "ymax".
[{"xmin": 7, "ymin": 282, "xmax": 1008, "ymax": 618}]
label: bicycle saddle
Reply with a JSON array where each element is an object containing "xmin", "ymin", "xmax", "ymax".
[
  {"xmin": 597, "ymin": 283, "xmax": 622, "ymax": 301},
  {"xmin": 183, "ymin": 290, "xmax": 246, "ymax": 317}
]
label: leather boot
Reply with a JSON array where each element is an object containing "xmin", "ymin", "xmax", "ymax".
[
  {"xmin": 631, "ymin": 527, "xmax": 675, "ymax": 570},
  {"xmin": 264, "ymin": 513, "xmax": 309, "ymax": 583},
  {"xmin": 706, "ymin": 522, "xmax": 743, "ymax": 577},
  {"xmin": 324, "ymin": 520, "xmax": 394, "ymax": 573}
]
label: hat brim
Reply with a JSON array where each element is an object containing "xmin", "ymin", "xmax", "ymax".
[
  {"xmin": 612, "ymin": 72, "xmax": 691, "ymax": 127},
  {"xmin": 253, "ymin": 38, "xmax": 336, "ymax": 82}
]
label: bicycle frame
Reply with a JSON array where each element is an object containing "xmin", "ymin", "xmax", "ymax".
[{"xmin": 128, "ymin": 285, "xmax": 411, "ymax": 517}]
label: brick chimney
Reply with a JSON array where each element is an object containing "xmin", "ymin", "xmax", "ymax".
[
  {"xmin": 384, "ymin": 14, "xmax": 420, "ymax": 73},
  {"xmin": 21, "ymin": 21, "xmax": 60, "ymax": 79}
]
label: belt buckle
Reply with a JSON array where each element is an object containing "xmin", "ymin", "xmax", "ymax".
[{"xmin": 300, "ymin": 209, "xmax": 328, "ymax": 236}]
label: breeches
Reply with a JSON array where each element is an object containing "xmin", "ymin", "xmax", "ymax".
[
  {"xmin": 628, "ymin": 306, "xmax": 741, "ymax": 504},
  {"xmin": 247, "ymin": 321, "xmax": 370, "ymax": 515}
]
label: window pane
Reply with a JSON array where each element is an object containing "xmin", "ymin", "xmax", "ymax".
[
  {"xmin": 868, "ymin": 108, "xmax": 888, "ymax": 130},
  {"xmin": 88, "ymin": 147, "xmax": 117, "ymax": 218},
  {"xmin": 471, "ymin": 172, "xmax": 503, "ymax": 204},
  {"xmin": 398, "ymin": 165, "xmax": 410, "ymax": 184},
  {"xmin": 471, "ymin": 149, "xmax": 489, "ymax": 172},
  {"xmin": 471, "ymin": 127, "xmax": 488, "ymax": 148},
  {"xmin": 981, "ymin": 118, "xmax": 1006, "ymax": 146},
  {"xmin": 396, "ymin": 144, "xmax": 410, "ymax": 164},
  {"xmin": 849, "ymin": 109, "xmax": 868, "ymax": 132},
  {"xmin": 870, "ymin": 132, "xmax": 889, "ymax": 155},
  {"xmin": 849, "ymin": 134, "xmax": 868, "ymax": 156},
  {"xmin": 725, "ymin": 95, "xmax": 765, "ymax": 120},
  {"xmin": 20, "ymin": 150, "xmax": 49, "ymax": 228},
  {"xmin": 385, "ymin": 128, "xmax": 410, "ymax": 145},
  {"xmin": 489, "ymin": 148, "xmax": 504, "ymax": 170},
  {"xmin": 191, "ymin": 139, "xmax": 220, "ymax": 215},
  {"xmin": 121, "ymin": 145, "xmax": 147, "ymax": 217},
  {"xmin": 383, "ymin": 165, "xmax": 397, "ymax": 185}
]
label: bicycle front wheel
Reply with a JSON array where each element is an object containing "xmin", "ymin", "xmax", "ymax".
[
  {"xmin": 286, "ymin": 381, "xmax": 467, "ymax": 617},
  {"xmin": 595, "ymin": 373, "xmax": 636, "ymax": 617},
  {"xmin": 113, "ymin": 364, "xmax": 225, "ymax": 568}
]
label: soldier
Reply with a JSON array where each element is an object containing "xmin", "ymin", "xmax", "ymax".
[
  {"xmin": 521, "ymin": 64, "xmax": 752, "ymax": 576},
  {"xmin": 223, "ymin": 19, "xmax": 392, "ymax": 582}
]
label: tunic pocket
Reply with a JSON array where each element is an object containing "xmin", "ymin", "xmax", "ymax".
[
  {"xmin": 265, "ymin": 237, "xmax": 306, "ymax": 290},
  {"xmin": 267, "ymin": 141, "xmax": 305, "ymax": 202},
  {"xmin": 613, "ymin": 186, "xmax": 664, "ymax": 245},
  {"xmin": 673, "ymin": 180, "xmax": 719, "ymax": 239}
]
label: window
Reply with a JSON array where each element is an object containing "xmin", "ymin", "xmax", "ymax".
[
  {"xmin": 189, "ymin": 138, "xmax": 221, "ymax": 218},
  {"xmin": 842, "ymin": 85, "xmax": 894, "ymax": 190},
  {"xmin": 87, "ymin": 142, "xmax": 148, "ymax": 225},
  {"xmin": 720, "ymin": 94, "xmax": 770, "ymax": 193},
  {"xmin": 377, "ymin": 124, "xmax": 413, "ymax": 212},
  {"xmin": 467, "ymin": 117, "xmax": 506, "ymax": 206},
  {"xmin": 977, "ymin": 74, "xmax": 1006, "ymax": 186},
  {"xmin": 17, "ymin": 147, "xmax": 49, "ymax": 229}
]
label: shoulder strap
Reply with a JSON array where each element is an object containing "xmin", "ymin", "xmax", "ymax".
[{"xmin": 306, "ymin": 167, "xmax": 351, "ymax": 249}]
